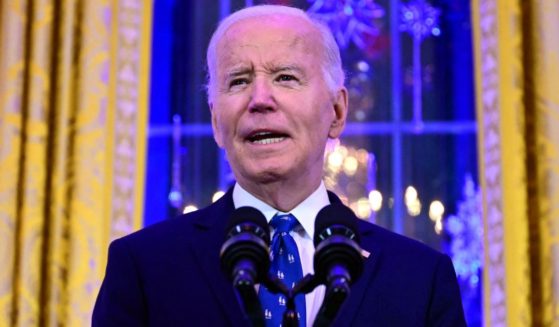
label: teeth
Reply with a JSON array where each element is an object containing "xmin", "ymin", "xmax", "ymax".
[{"xmin": 253, "ymin": 137, "xmax": 285, "ymax": 145}]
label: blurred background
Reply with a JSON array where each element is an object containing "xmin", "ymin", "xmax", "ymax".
[{"xmin": 1, "ymin": 0, "xmax": 558, "ymax": 326}]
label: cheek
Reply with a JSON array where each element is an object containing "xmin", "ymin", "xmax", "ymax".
[
  {"xmin": 213, "ymin": 113, "xmax": 234, "ymax": 148},
  {"xmin": 218, "ymin": 124, "xmax": 234, "ymax": 146},
  {"xmin": 313, "ymin": 103, "xmax": 336, "ymax": 132}
]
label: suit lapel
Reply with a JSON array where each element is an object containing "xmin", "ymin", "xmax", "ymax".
[
  {"xmin": 188, "ymin": 189, "xmax": 381, "ymax": 325},
  {"xmin": 327, "ymin": 191, "xmax": 382, "ymax": 324},
  {"xmin": 189, "ymin": 189, "xmax": 249, "ymax": 326},
  {"xmin": 334, "ymin": 220, "xmax": 381, "ymax": 324}
]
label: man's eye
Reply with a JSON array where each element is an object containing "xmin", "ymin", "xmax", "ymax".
[
  {"xmin": 230, "ymin": 78, "xmax": 248, "ymax": 87},
  {"xmin": 276, "ymin": 74, "xmax": 297, "ymax": 82}
]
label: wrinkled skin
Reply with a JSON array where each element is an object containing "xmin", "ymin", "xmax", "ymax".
[{"xmin": 210, "ymin": 14, "xmax": 348, "ymax": 211}]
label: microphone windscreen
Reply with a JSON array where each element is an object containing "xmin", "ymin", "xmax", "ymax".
[
  {"xmin": 314, "ymin": 203, "xmax": 360, "ymax": 245},
  {"xmin": 221, "ymin": 206, "xmax": 271, "ymax": 284},
  {"xmin": 226, "ymin": 206, "xmax": 270, "ymax": 239}
]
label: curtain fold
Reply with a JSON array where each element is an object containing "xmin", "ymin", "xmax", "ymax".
[
  {"xmin": 0, "ymin": 0, "xmax": 151, "ymax": 325},
  {"xmin": 472, "ymin": 0, "xmax": 559, "ymax": 326}
]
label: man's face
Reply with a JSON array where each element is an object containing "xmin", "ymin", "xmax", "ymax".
[{"xmin": 210, "ymin": 15, "xmax": 347, "ymax": 190}]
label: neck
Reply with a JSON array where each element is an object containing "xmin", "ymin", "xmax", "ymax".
[{"xmin": 238, "ymin": 177, "xmax": 322, "ymax": 212}]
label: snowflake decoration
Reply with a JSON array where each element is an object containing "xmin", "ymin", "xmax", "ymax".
[
  {"xmin": 400, "ymin": 0, "xmax": 441, "ymax": 41},
  {"xmin": 307, "ymin": 0, "xmax": 385, "ymax": 49},
  {"xmin": 445, "ymin": 174, "xmax": 483, "ymax": 289}
]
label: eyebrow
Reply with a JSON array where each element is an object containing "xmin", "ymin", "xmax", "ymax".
[
  {"xmin": 223, "ymin": 64, "xmax": 305, "ymax": 80},
  {"xmin": 266, "ymin": 64, "xmax": 304, "ymax": 75},
  {"xmin": 225, "ymin": 67, "xmax": 253, "ymax": 79}
]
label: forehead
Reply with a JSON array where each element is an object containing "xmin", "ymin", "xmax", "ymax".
[{"xmin": 215, "ymin": 15, "xmax": 322, "ymax": 68}]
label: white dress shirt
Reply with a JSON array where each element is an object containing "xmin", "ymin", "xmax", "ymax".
[{"xmin": 233, "ymin": 182, "xmax": 328, "ymax": 326}]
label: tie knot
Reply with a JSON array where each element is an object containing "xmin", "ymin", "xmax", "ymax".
[{"xmin": 270, "ymin": 214, "xmax": 298, "ymax": 233}]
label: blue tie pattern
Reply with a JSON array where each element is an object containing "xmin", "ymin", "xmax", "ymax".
[{"xmin": 259, "ymin": 214, "xmax": 306, "ymax": 326}]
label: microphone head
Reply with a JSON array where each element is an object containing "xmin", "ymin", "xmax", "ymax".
[
  {"xmin": 313, "ymin": 203, "xmax": 364, "ymax": 284},
  {"xmin": 314, "ymin": 203, "xmax": 361, "ymax": 246},
  {"xmin": 224, "ymin": 206, "xmax": 271, "ymax": 241},
  {"xmin": 220, "ymin": 206, "xmax": 271, "ymax": 284}
]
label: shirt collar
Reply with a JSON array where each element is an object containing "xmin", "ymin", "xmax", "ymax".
[{"xmin": 232, "ymin": 182, "xmax": 330, "ymax": 239}]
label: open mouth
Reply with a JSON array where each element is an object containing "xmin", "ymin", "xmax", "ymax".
[{"xmin": 246, "ymin": 131, "xmax": 288, "ymax": 145}]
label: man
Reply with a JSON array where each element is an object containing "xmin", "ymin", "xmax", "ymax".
[{"xmin": 93, "ymin": 5, "xmax": 466, "ymax": 326}]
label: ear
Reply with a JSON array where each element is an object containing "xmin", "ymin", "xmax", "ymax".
[
  {"xmin": 328, "ymin": 87, "xmax": 348, "ymax": 139},
  {"xmin": 209, "ymin": 103, "xmax": 224, "ymax": 148}
]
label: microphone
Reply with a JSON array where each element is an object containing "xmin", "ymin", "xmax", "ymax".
[
  {"xmin": 313, "ymin": 203, "xmax": 364, "ymax": 326},
  {"xmin": 220, "ymin": 206, "xmax": 270, "ymax": 326},
  {"xmin": 221, "ymin": 206, "xmax": 270, "ymax": 286}
]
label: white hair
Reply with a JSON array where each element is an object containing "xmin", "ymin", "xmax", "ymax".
[{"xmin": 206, "ymin": 5, "xmax": 345, "ymax": 103}]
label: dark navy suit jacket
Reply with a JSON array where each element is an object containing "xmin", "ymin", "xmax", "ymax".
[{"xmin": 93, "ymin": 190, "xmax": 466, "ymax": 326}]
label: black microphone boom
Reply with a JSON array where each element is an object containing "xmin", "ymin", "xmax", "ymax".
[
  {"xmin": 313, "ymin": 203, "xmax": 364, "ymax": 327},
  {"xmin": 220, "ymin": 206, "xmax": 270, "ymax": 326}
]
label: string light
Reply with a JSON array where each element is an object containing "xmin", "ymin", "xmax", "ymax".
[
  {"xmin": 405, "ymin": 186, "xmax": 418, "ymax": 203},
  {"xmin": 429, "ymin": 200, "xmax": 444, "ymax": 221},
  {"xmin": 343, "ymin": 156, "xmax": 359, "ymax": 176},
  {"xmin": 357, "ymin": 149, "xmax": 369, "ymax": 164},
  {"xmin": 182, "ymin": 205, "xmax": 198, "ymax": 214},
  {"xmin": 355, "ymin": 197, "xmax": 372, "ymax": 219},
  {"xmin": 405, "ymin": 186, "xmax": 421, "ymax": 216},
  {"xmin": 434, "ymin": 219, "xmax": 443, "ymax": 235},
  {"xmin": 428, "ymin": 200, "xmax": 445, "ymax": 234},
  {"xmin": 368, "ymin": 190, "xmax": 383, "ymax": 212},
  {"xmin": 327, "ymin": 150, "xmax": 344, "ymax": 172},
  {"xmin": 212, "ymin": 191, "xmax": 225, "ymax": 203},
  {"xmin": 323, "ymin": 142, "xmax": 375, "ymax": 219},
  {"xmin": 407, "ymin": 200, "xmax": 422, "ymax": 217}
]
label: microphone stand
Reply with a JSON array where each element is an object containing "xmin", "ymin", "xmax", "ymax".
[
  {"xmin": 232, "ymin": 259, "xmax": 266, "ymax": 327},
  {"xmin": 283, "ymin": 274, "xmax": 321, "ymax": 327},
  {"xmin": 258, "ymin": 273, "xmax": 331, "ymax": 327},
  {"xmin": 311, "ymin": 275, "xmax": 351, "ymax": 327},
  {"xmin": 238, "ymin": 272, "xmax": 351, "ymax": 327},
  {"xmin": 260, "ymin": 274, "xmax": 299, "ymax": 326},
  {"xmin": 235, "ymin": 281, "xmax": 265, "ymax": 327},
  {"xmin": 292, "ymin": 273, "xmax": 351, "ymax": 327}
]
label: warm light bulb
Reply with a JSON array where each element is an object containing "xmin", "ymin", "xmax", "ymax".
[
  {"xmin": 357, "ymin": 149, "xmax": 369, "ymax": 164},
  {"xmin": 368, "ymin": 190, "xmax": 382, "ymax": 212},
  {"xmin": 327, "ymin": 151, "xmax": 344, "ymax": 170},
  {"xmin": 429, "ymin": 200, "xmax": 445, "ymax": 222},
  {"xmin": 212, "ymin": 191, "xmax": 225, "ymax": 203},
  {"xmin": 355, "ymin": 197, "xmax": 372, "ymax": 219},
  {"xmin": 405, "ymin": 186, "xmax": 418, "ymax": 204},
  {"xmin": 343, "ymin": 156, "xmax": 359, "ymax": 176},
  {"xmin": 337, "ymin": 145, "xmax": 348, "ymax": 157},
  {"xmin": 407, "ymin": 199, "xmax": 422, "ymax": 217},
  {"xmin": 434, "ymin": 219, "xmax": 443, "ymax": 234},
  {"xmin": 182, "ymin": 205, "xmax": 198, "ymax": 214}
]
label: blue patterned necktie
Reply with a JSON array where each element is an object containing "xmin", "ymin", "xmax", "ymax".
[{"xmin": 259, "ymin": 214, "xmax": 306, "ymax": 326}]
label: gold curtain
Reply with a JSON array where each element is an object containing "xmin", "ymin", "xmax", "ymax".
[
  {"xmin": 472, "ymin": 0, "xmax": 559, "ymax": 326},
  {"xmin": 0, "ymin": 0, "xmax": 151, "ymax": 326}
]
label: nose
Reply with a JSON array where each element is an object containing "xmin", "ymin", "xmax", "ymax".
[{"xmin": 248, "ymin": 78, "xmax": 275, "ymax": 113}]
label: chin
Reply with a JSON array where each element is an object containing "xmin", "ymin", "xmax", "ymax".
[{"xmin": 244, "ymin": 167, "xmax": 289, "ymax": 184}]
